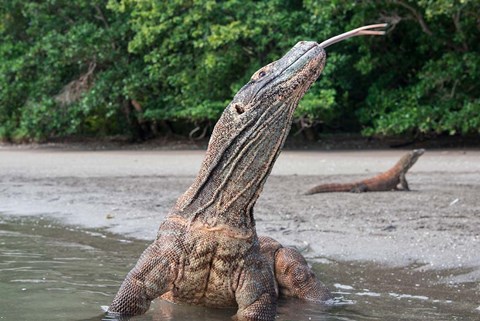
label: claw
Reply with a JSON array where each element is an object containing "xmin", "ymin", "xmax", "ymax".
[{"xmin": 102, "ymin": 309, "xmax": 130, "ymax": 321}]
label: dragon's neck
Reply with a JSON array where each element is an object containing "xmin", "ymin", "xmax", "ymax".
[{"xmin": 172, "ymin": 99, "xmax": 297, "ymax": 230}]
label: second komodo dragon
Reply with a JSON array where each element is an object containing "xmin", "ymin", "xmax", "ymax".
[{"xmin": 306, "ymin": 149, "xmax": 425, "ymax": 194}]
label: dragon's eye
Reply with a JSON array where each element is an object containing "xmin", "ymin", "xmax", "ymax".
[{"xmin": 250, "ymin": 66, "xmax": 271, "ymax": 81}]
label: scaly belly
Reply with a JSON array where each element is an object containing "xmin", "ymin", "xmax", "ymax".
[
  {"xmin": 160, "ymin": 255, "xmax": 241, "ymax": 308},
  {"xmin": 156, "ymin": 217, "xmax": 258, "ymax": 308}
]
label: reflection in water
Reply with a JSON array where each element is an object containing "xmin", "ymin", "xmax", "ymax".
[{"xmin": 0, "ymin": 215, "xmax": 478, "ymax": 321}]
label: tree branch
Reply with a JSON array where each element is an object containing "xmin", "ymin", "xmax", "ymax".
[
  {"xmin": 395, "ymin": 0, "xmax": 433, "ymax": 36},
  {"xmin": 452, "ymin": 9, "xmax": 469, "ymax": 51},
  {"xmin": 94, "ymin": 5, "xmax": 110, "ymax": 29},
  {"xmin": 94, "ymin": 5, "xmax": 118, "ymax": 51}
]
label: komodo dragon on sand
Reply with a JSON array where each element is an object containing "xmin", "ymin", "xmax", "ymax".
[
  {"xmin": 306, "ymin": 149, "xmax": 425, "ymax": 195},
  {"xmin": 106, "ymin": 24, "xmax": 387, "ymax": 321}
]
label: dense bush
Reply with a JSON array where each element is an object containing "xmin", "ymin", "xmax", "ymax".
[{"xmin": 0, "ymin": 1, "xmax": 478, "ymax": 141}]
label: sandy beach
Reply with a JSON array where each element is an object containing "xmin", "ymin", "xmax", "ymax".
[{"xmin": 1, "ymin": 146, "xmax": 479, "ymax": 283}]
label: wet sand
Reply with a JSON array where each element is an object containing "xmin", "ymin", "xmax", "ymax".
[{"xmin": 1, "ymin": 146, "xmax": 479, "ymax": 283}]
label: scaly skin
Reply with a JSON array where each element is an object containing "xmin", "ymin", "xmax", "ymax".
[
  {"xmin": 107, "ymin": 41, "xmax": 331, "ymax": 321},
  {"xmin": 305, "ymin": 149, "xmax": 425, "ymax": 194}
]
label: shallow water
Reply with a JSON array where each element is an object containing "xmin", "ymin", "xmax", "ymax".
[{"xmin": 0, "ymin": 215, "xmax": 478, "ymax": 321}]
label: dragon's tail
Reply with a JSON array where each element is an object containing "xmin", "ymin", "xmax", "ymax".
[{"xmin": 305, "ymin": 183, "xmax": 356, "ymax": 195}]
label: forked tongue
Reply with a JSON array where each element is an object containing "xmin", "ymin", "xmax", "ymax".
[{"xmin": 319, "ymin": 23, "xmax": 388, "ymax": 48}]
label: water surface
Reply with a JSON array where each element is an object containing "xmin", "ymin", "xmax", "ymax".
[{"xmin": 0, "ymin": 215, "xmax": 478, "ymax": 321}]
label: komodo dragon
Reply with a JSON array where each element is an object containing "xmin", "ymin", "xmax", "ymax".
[
  {"xmin": 106, "ymin": 24, "xmax": 387, "ymax": 321},
  {"xmin": 305, "ymin": 149, "xmax": 425, "ymax": 195}
]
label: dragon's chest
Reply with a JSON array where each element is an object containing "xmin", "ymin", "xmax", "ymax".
[{"xmin": 163, "ymin": 234, "xmax": 254, "ymax": 307}]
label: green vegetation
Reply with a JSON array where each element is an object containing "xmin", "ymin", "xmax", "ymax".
[{"xmin": 1, "ymin": 1, "xmax": 478, "ymax": 142}]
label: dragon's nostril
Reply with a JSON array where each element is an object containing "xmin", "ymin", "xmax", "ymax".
[{"xmin": 234, "ymin": 104, "xmax": 245, "ymax": 114}]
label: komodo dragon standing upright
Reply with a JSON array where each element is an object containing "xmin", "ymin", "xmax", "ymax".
[
  {"xmin": 305, "ymin": 149, "xmax": 425, "ymax": 195},
  {"xmin": 106, "ymin": 24, "xmax": 387, "ymax": 321}
]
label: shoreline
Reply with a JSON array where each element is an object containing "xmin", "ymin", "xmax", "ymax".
[{"xmin": 1, "ymin": 147, "xmax": 479, "ymax": 282}]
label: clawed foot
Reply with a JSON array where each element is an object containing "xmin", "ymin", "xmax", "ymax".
[{"xmin": 100, "ymin": 307, "xmax": 132, "ymax": 321}]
